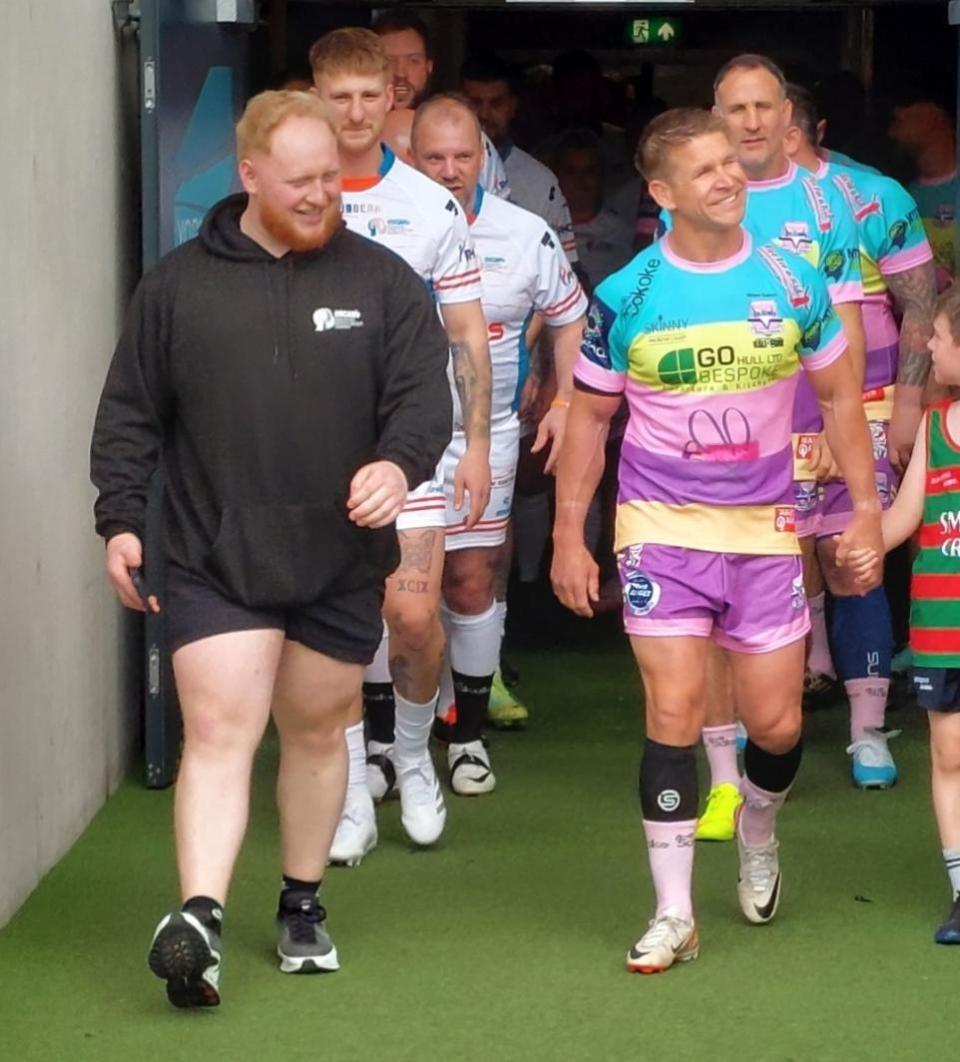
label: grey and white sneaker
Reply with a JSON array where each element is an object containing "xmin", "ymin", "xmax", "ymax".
[
  {"xmin": 626, "ymin": 914, "xmax": 699, "ymax": 974},
  {"xmin": 737, "ymin": 834, "xmax": 782, "ymax": 924},
  {"xmin": 397, "ymin": 754, "xmax": 447, "ymax": 845},
  {"xmin": 328, "ymin": 790, "xmax": 378, "ymax": 867},
  {"xmin": 366, "ymin": 740, "xmax": 397, "ymax": 803},
  {"xmin": 448, "ymin": 740, "xmax": 496, "ymax": 796},
  {"xmin": 277, "ymin": 898, "xmax": 339, "ymax": 974},
  {"xmin": 148, "ymin": 910, "xmax": 222, "ymax": 1008}
]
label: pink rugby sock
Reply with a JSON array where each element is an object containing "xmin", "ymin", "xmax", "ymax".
[
  {"xmin": 643, "ymin": 819, "xmax": 696, "ymax": 920},
  {"xmin": 846, "ymin": 677, "xmax": 888, "ymax": 742},
  {"xmin": 738, "ymin": 777, "xmax": 788, "ymax": 847},
  {"xmin": 702, "ymin": 725, "xmax": 741, "ymax": 788},
  {"xmin": 806, "ymin": 593, "xmax": 835, "ymax": 678}
]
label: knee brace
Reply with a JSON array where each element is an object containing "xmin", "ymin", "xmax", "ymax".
[
  {"xmin": 830, "ymin": 588, "xmax": 893, "ymax": 682},
  {"xmin": 638, "ymin": 740, "xmax": 698, "ymax": 821}
]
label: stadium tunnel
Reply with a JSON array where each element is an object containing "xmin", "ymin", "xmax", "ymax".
[{"xmin": 113, "ymin": 0, "xmax": 959, "ymax": 788}]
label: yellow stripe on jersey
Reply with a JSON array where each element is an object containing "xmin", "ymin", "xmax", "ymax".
[
  {"xmin": 863, "ymin": 383, "xmax": 895, "ymax": 422},
  {"xmin": 628, "ymin": 320, "xmax": 803, "ymax": 395},
  {"xmin": 615, "ymin": 501, "xmax": 801, "ymax": 557},
  {"xmin": 861, "ymin": 253, "xmax": 885, "ymax": 298}
]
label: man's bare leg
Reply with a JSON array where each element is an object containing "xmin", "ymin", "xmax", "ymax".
[
  {"xmin": 272, "ymin": 641, "xmax": 362, "ymax": 878},
  {"xmin": 332, "ymin": 526, "xmax": 447, "ymax": 861},
  {"xmin": 384, "ymin": 527, "xmax": 448, "ymax": 842},
  {"xmin": 270, "ymin": 641, "xmax": 363, "ymax": 974},
  {"xmin": 729, "ymin": 638, "xmax": 806, "ymax": 924},
  {"xmin": 625, "ymin": 635, "xmax": 706, "ymax": 972},
  {"xmin": 173, "ymin": 628, "xmax": 285, "ymax": 902},
  {"xmin": 149, "ymin": 627, "xmax": 284, "ymax": 1007},
  {"xmin": 386, "ymin": 527, "xmax": 447, "ymax": 700}
]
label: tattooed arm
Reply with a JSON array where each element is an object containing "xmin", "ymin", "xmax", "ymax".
[
  {"xmin": 887, "ymin": 259, "xmax": 936, "ymax": 470},
  {"xmin": 440, "ymin": 299, "xmax": 492, "ymax": 528}
]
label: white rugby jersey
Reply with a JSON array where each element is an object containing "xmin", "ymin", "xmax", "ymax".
[
  {"xmin": 480, "ymin": 132, "xmax": 511, "ymax": 200},
  {"xmin": 340, "ymin": 145, "xmax": 483, "ymax": 304},
  {"xmin": 468, "ymin": 186, "xmax": 588, "ymax": 425},
  {"xmin": 502, "ymin": 143, "xmax": 579, "ymax": 264}
]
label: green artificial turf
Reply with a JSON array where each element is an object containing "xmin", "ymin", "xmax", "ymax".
[{"xmin": 1, "ymin": 615, "xmax": 956, "ymax": 1061}]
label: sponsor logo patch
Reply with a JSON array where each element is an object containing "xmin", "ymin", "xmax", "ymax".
[
  {"xmin": 623, "ymin": 571, "xmax": 661, "ymax": 616},
  {"xmin": 313, "ymin": 307, "xmax": 364, "ymax": 332},
  {"xmin": 656, "ymin": 789, "xmax": 681, "ymax": 813},
  {"xmin": 778, "ymin": 221, "xmax": 813, "ymax": 255},
  {"xmin": 794, "ymin": 480, "xmax": 819, "ymax": 513},
  {"xmin": 774, "ymin": 506, "xmax": 797, "ymax": 532},
  {"xmin": 748, "ymin": 298, "xmax": 783, "ymax": 336}
]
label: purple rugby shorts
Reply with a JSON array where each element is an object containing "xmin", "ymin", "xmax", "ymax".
[{"xmin": 618, "ymin": 543, "xmax": 810, "ymax": 653}]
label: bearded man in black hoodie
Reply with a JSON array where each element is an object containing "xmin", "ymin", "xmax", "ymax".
[{"xmin": 90, "ymin": 90, "xmax": 451, "ymax": 1008}]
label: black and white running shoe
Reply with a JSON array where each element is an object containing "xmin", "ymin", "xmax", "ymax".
[
  {"xmin": 148, "ymin": 911, "xmax": 222, "ymax": 1008},
  {"xmin": 277, "ymin": 898, "xmax": 339, "ymax": 974}
]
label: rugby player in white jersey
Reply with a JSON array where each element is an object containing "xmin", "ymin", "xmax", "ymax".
[
  {"xmin": 410, "ymin": 94, "xmax": 587, "ymax": 793},
  {"xmin": 311, "ymin": 28, "xmax": 492, "ymax": 863}
]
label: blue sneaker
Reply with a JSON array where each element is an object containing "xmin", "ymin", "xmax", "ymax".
[
  {"xmin": 846, "ymin": 727, "xmax": 900, "ymax": 789},
  {"xmin": 935, "ymin": 896, "xmax": 960, "ymax": 945}
]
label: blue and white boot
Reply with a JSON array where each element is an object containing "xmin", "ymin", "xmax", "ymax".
[{"xmin": 846, "ymin": 727, "xmax": 901, "ymax": 789}]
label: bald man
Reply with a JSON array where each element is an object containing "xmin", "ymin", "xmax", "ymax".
[{"xmin": 410, "ymin": 94, "xmax": 587, "ymax": 794}]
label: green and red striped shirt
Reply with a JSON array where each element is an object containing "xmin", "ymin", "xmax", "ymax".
[{"xmin": 912, "ymin": 400, "xmax": 960, "ymax": 666}]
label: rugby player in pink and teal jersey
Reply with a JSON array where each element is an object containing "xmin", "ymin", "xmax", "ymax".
[{"xmin": 551, "ymin": 108, "xmax": 882, "ymax": 974}]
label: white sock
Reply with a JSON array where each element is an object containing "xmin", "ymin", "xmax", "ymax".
[
  {"xmin": 363, "ymin": 622, "xmax": 391, "ymax": 684},
  {"xmin": 945, "ymin": 848, "xmax": 960, "ymax": 899},
  {"xmin": 394, "ymin": 692, "xmax": 438, "ymax": 768},
  {"xmin": 513, "ymin": 493, "xmax": 550, "ymax": 582},
  {"xmin": 446, "ymin": 602, "xmax": 502, "ymax": 677},
  {"xmin": 494, "ymin": 600, "xmax": 507, "ymax": 639},
  {"xmin": 344, "ymin": 721, "xmax": 368, "ymax": 801}
]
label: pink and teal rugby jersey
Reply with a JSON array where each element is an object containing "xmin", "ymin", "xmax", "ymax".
[
  {"xmin": 662, "ymin": 162, "xmax": 863, "ymax": 307},
  {"xmin": 808, "ymin": 158, "xmax": 934, "ymax": 429},
  {"xmin": 574, "ymin": 230, "xmax": 846, "ymax": 556}
]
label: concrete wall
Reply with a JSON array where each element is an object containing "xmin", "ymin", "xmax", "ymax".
[{"xmin": 0, "ymin": 2, "xmax": 140, "ymax": 926}]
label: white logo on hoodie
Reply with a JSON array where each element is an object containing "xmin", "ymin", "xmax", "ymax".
[{"xmin": 313, "ymin": 307, "xmax": 364, "ymax": 332}]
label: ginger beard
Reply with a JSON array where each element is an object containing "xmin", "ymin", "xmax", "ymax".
[{"xmin": 258, "ymin": 193, "xmax": 342, "ymax": 253}]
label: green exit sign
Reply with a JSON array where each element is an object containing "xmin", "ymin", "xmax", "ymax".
[{"xmin": 628, "ymin": 18, "xmax": 681, "ymax": 45}]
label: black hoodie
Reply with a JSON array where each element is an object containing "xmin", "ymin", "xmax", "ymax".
[{"xmin": 91, "ymin": 194, "xmax": 452, "ymax": 607}]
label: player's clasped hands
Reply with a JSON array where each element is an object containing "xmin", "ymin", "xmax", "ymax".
[
  {"xmin": 348, "ymin": 460, "xmax": 409, "ymax": 528},
  {"xmin": 833, "ymin": 517, "xmax": 885, "ymax": 593}
]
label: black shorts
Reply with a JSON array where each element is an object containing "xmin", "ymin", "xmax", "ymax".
[
  {"xmin": 164, "ymin": 565, "xmax": 384, "ymax": 665},
  {"xmin": 913, "ymin": 667, "xmax": 960, "ymax": 712}
]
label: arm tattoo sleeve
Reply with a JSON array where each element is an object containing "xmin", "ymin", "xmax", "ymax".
[
  {"xmin": 887, "ymin": 260, "xmax": 936, "ymax": 388},
  {"xmin": 451, "ymin": 340, "xmax": 491, "ymax": 440},
  {"xmin": 531, "ymin": 333, "xmax": 553, "ymax": 384}
]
